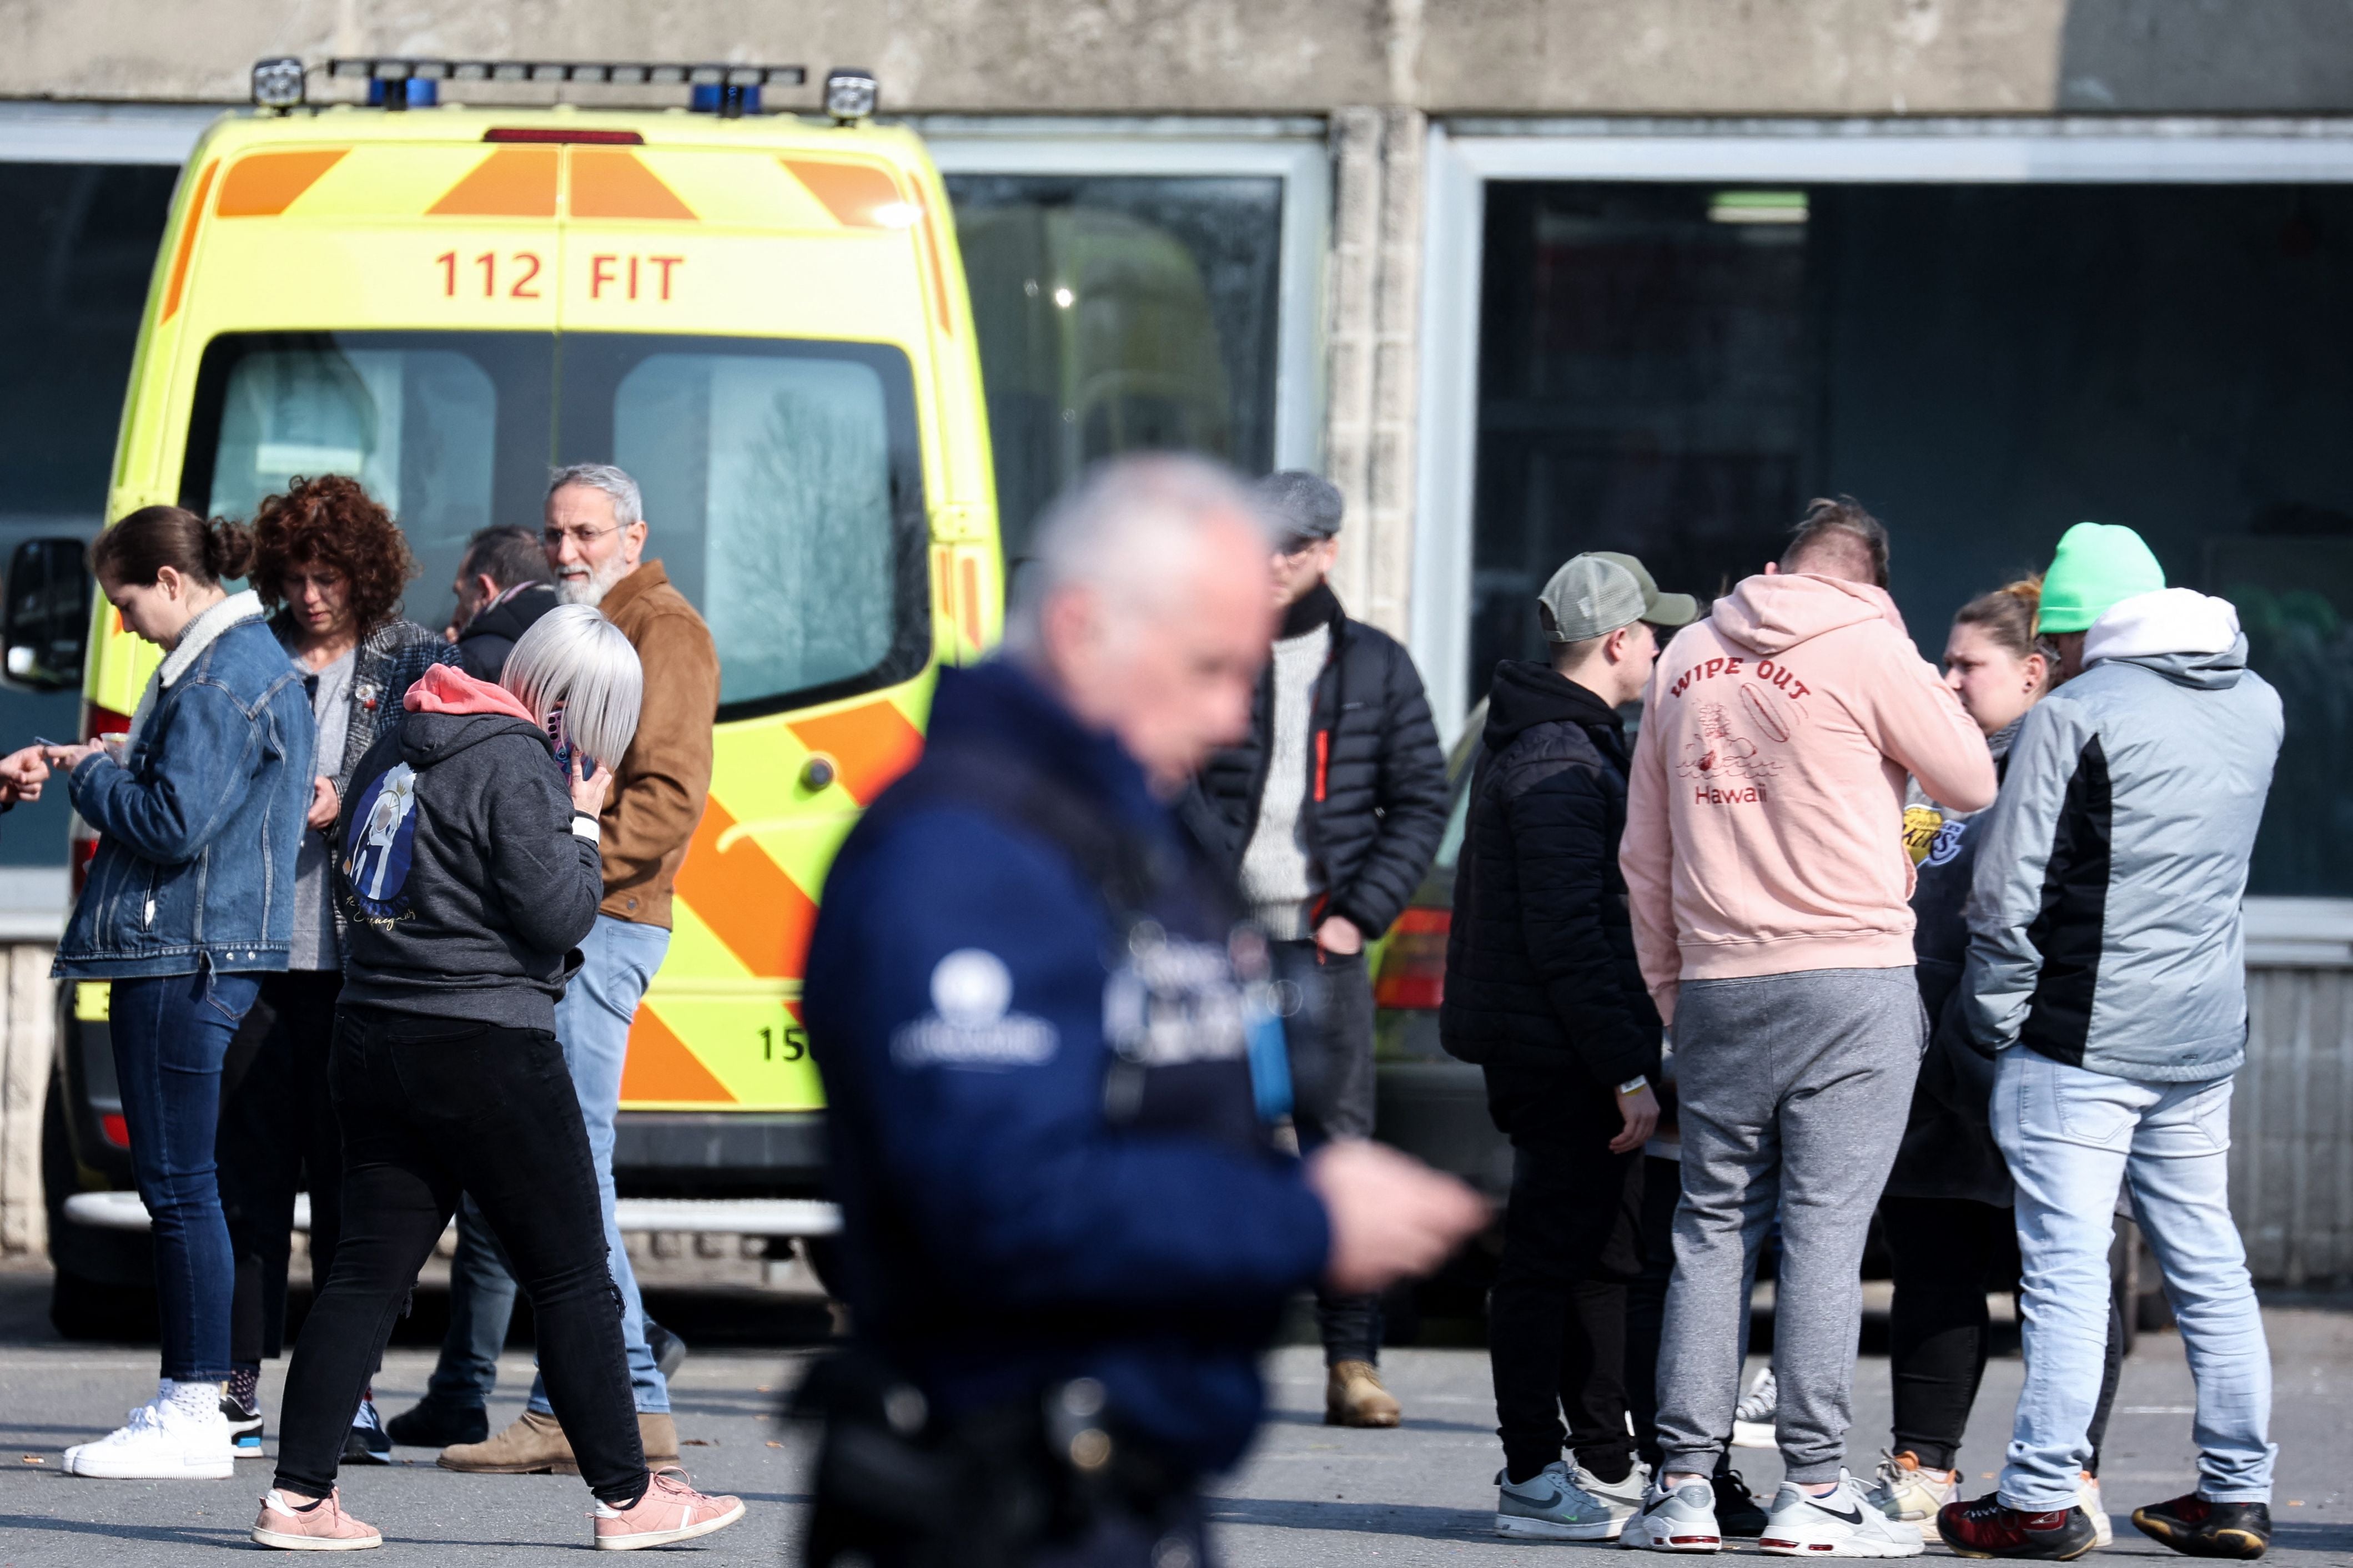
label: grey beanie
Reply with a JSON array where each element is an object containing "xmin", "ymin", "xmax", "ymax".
[{"xmin": 1254, "ymin": 470, "xmax": 1345, "ymax": 547}]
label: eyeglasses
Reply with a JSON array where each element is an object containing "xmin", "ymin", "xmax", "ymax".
[{"xmin": 542, "ymin": 523, "xmax": 622, "ymax": 551}]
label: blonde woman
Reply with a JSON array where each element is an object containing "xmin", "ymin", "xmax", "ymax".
[{"xmin": 252, "ymin": 607, "xmax": 744, "ymax": 1552}]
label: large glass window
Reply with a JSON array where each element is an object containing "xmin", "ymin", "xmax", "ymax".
[
  {"xmin": 184, "ymin": 330, "xmax": 929, "ymax": 720},
  {"xmin": 947, "ymin": 174, "xmax": 1284, "ymax": 563},
  {"xmin": 0, "ymin": 163, "xmax": 176, "ymax": 867},
  {"xmin": 1475, "ymin": 180, "xmax": 2353, "ymax": 896}
]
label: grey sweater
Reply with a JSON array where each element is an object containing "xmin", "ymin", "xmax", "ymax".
[
  {"xmin": 1959, "ymin": 589, "xmax": 2282, "ymax": 1082},
  {"xmin": 335, "ymin": 707, "xmax": 603, "ymax": 1031}
]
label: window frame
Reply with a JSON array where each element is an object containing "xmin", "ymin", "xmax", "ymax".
[
  {"xmin": 913, "ymin": 116, "xmax": 1331, "ymax": 484},
  {"xmin": 1414, "ymin": 116, "xmax": 2353, "ymax": 933}
]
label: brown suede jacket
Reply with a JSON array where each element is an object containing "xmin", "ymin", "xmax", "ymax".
[{"xmin": 597, "ymin": 560, "xmax": 718, "ymax": 928}]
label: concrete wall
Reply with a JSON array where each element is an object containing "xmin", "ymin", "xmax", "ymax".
[{"xmin": 3, "ymin": 0, "xmax": 2351, "ymax": 115}]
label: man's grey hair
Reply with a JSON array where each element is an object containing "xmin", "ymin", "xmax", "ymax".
[
  {"xmin": 1004, "ymin": 454, "xmax": 1277, "ymax": 658},
  {"xmin": 547, "ymin": 463, "xmax": 643, "ymax": 528},
  {"xmin": 501, "ymin": 604, "xmax": 645, "ymax": 770}
]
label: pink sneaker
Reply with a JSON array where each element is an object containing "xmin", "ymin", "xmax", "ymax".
[
  {"xmin": 592, "ymin": 1468, "xmax": 747, "ymax": 1551},
  {"xmin": 251, "ymin": 1487, "xmax": 383, "ymax": 1550}
]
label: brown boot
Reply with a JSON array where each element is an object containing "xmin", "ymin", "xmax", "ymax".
[
  {"xmin": 1324, "ymin": 1360, "xmax": 1402, "ymax": 1428},
  {"xmin": 638, "ymin": 1411, "xmax": 681, "ymax": 1469},
  {"xmin": 438, "ymin": 1408, "xmax": 579, "ymax": 1475}
]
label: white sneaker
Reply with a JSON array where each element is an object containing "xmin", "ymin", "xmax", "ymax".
[
  {"xmin": 1863, "ymin": 1450, "xmax": 1958, "ymax": 1537},
  {"xmin": 1576, "ymin": 1458, "xmax": 1651, "ymax": 1515},
  {"xmin": 1497, "ymin": 1460, "xmax": 1633, "ymax": 1540},
  {"xmin": 64, "ymin": 1393, "xmax": 235, "ymax": 1480},
  {"xmin": 1731, "ymin": 1368, "xmax": 1777, "ymax": 1449},
  {"xmin": 1759, "ymin": 1471, "xmax": 1925, "ymax": 1557},
  {"xmin": 2080, "ymin": 1472, "xmax": 2113, "ymax": 1547},
  {"xmin": 1622, "ymin": 1474, "xmax": 1724, "ymax": 1552}
]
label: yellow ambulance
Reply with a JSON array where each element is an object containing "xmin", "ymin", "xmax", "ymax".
[{"xmin": 38, "ymin": 59, "xmax": 998, "ymax": 1285}]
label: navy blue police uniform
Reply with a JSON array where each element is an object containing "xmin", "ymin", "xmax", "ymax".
[{"xmin": 799, "ymin": 659, "xmax": 1332, "ymax": 1568}]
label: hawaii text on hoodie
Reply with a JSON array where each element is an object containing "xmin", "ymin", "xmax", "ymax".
[{"xmin": 1621, "ymin": 572, "xmax": 1997, "ymax": 1021}]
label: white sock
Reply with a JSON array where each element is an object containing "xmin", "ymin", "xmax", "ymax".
[{"xmin": 163, "ymin": 1378, "xmax": 221, "ymax": 1420}]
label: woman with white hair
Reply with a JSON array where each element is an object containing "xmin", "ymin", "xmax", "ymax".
[{"xmin": 249, "ymin": 606, "xmax": 745, "ymax": 1552}]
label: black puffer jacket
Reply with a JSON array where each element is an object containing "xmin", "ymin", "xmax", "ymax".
[
  {"xmin": 1440, "ymin": 660, "xmax": 1661, "ymax": 1088},
  {"xmin": 1194, "ymin": 584, "xmax": 1449, "ymax": 938}
]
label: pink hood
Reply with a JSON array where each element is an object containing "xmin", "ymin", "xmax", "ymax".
[
  {"xmin": 403, "ymin": 663, "xmax": 541, "ymax": 726},
  {"xmin": 1708, "ymin": 572, "xmax": 1908, "ymax": 656}
]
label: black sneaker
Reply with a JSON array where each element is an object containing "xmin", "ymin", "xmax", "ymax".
[
  {"xmin": 1708, "ymin": 1469, "xmax": 1767, "ymax": 1537},
  {"xmin": 386, "ymin": 1398, "xmax": 489, "ymax": 1449},
  {"xmin": 2132, "ymin": 1494, "xmax": 2272, "ymax": 1559},
  {"xmin": 1938, "ymin": 1493, "xmax": 2100, "ymax": 1560},
  {"xmin": 220, "ymin": 1393, "xmax": 264, "ymax": 1458},
  {"xmin": 342, "ymin": 1397, "xmax": 393, "ymax": 1465},
  {"xmin": 646, "ymin": 1319, "xmax": 689, "ymax": 1382}
]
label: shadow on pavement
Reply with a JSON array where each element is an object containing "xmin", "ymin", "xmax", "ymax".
[
  {"xmin": 0, "ymin": 1512, "xmax": 248, "ymax": 1551},
  {"xmin": 1208, "ymin": 1495, "xmax": 1493, "ymax": 1541}
]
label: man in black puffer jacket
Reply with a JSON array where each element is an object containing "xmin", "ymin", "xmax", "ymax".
[
  {"xmin": 1192, "ymin": 471, "xmax": 1449, "ymax": 1428},
  {"xmin": 1444, "ymin": 551, "xmax": 1696, "ymax": 1537}
]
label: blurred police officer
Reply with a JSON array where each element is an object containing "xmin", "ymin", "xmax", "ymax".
[{"xmin": 799, "ymin": 454, "xmax": 1487, "ymax": 1568}]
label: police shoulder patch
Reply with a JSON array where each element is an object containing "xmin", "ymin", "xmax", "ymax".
[{"xmin": 891, "ymin": 949, "xmax": 1057, "ymax": 1070}]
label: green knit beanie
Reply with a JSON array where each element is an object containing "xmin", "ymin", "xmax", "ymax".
[{"xmin": 2037, "ymin": 522, "xmax": 2165, "ymax": 634}]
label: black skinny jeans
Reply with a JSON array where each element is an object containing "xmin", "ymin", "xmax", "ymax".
[
  {"xmin": 1485, "ymin": 1070, "xmax": 1644, "ymax": 1484},
  {"xmin": 273, "ymin": 1006, "xmax": 646, "ymax": 1506},
  {"xmin": 218, "ymin": 970, "xmax": 345, "ymax": 1366},
  {"xmin": 1882, "ymin": 1194, "xmax": 2124, "ymax": 1474}
]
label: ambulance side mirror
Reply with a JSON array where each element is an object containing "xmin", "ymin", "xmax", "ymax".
[{"xmin": 3, "ymin": 537, "xmax": 93, "ymax": 693}]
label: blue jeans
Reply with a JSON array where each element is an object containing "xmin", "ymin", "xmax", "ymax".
[
  {"xmin": 526, "ymin": 915, "xmax": 670, "ymax": 1415},
  {"xmin": 1993, "ymin": 1047, "xmax": 2275, "ymax": 1510},
  {"xmin": 112, "ymin": 969, "xmax": 263, "ymax": 1383}
]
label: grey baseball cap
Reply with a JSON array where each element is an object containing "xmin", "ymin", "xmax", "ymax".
[
  {"xmin": 1537, "ymin": 551, "xmax": 1700, "ymax": 643},
  {"xmin": 1255, "ymin": 470, "xmax": 1345, "ymax": 548}
]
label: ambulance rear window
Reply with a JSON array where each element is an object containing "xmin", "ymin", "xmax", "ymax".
[{"xmin": 182, "ymin": 330, "xmax": 929, "ymax": 721}]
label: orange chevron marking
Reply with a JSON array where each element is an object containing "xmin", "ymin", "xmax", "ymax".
[
  {"xmin": 787, "ymin": 702, "xmax": 923, "ymax": 807},
  {"xmin": 673, "ymin": 796, "xmax": 816, "ymax": 978},
  {"xmin": 781, "ymin": 158, "xmax": 901, "ymax": 228},
  {"xmin": 958, "ymin": 554, "xmax": 983, "ymax": 649},
  {"xmin": 217, "ymin": 149, "xmax": 349, "ymax": 217},
  {"xmin": 429, "ymin": 148, "xmax": 558, "ymax": 217},
  {"xmin": 162, "ymin": 160, "xmax": 218, "ymax": 321},
  {"xmin": 569, "ymin": 149, "xmax": 697, "ymax": 221},
  {"xmin": 621, "ymin": 1004, "xmax": 737, "ymax": 1103}
]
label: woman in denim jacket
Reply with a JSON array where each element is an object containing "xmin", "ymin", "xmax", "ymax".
[{"xmin": 48, "ymin": 506, "xmax": 315, "ymax": 1481}]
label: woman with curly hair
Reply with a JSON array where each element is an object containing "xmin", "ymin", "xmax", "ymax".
[{"xmin": 215, "ymin": 473, "xmax": 456, "ymax": 1463}]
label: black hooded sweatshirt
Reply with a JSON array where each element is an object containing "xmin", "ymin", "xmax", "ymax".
[
  {"xmin": 334, "ymin": 675, "xmax": 603, "ymax": 1032},
  {"xmin": 1440, "ymin": 659, "xmax": 1662, "ymax": 1093}
]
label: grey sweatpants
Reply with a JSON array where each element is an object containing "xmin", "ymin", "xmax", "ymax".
[{"xmin": 1655, "ymin": 966, "xmax": 1924, "ymax": 1484}]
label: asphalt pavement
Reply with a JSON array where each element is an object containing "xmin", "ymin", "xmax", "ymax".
[{"xmin": 1, "ymin": 1259, "xmax": 2348, "ymax": 1564}]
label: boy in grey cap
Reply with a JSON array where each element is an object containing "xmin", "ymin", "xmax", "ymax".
[
  {"xmin": 1192, "ymin": 470, "xmax": 1450, "ymax": 1427},
  {"xmin": 1443, "ymin": 551, "xmax": 1697, "ymax": 1539}
]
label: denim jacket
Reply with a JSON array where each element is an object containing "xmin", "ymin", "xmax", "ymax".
[{"xmin": 54, "ymin": 591, "xmax": 317, "ymax": 979}]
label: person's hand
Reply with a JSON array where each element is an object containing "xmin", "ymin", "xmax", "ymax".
[
  {"xmin": 1609, "ymin": 1084, "xmax": 1661, "ymax": 1154},
  {"xmin": 305, "ymin": 775, "xmax": 339, "ymax": 830},
  {"xmin": 43, "ymin": 740, "xmax": 105, "ymax": 774},
  {"xmin": 0, "ymin": 745, "xmax": 47, "ymax": 806},
  {"xmin": 1315, "ymin": 914, "xmax": 1364, "ymax": 956},
  {"xmin": 569, "ymin": 758, "xmax": 614, "ymax": 816},
  {"xmin": 1305, "ymin": 1138, "xmax": 1489, "ymax": 1295}
]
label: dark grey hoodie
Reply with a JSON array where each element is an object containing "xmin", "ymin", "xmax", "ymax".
[{"xmin": 334, "ymin": 674, "xmax": 603, "ymax": 1032}]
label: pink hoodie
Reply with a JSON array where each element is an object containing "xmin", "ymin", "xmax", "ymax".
[
  {"xmin": 403, "ymin": 663, "xmax": 541, "ymax": 726},
  {"xmin": 1620, "ymin": 573, "xmax": 1995, "ymax": 1021}
]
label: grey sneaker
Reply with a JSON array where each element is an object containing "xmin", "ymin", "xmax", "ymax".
[
  {"xmin": 1621, "ymin": 1475, "xmax": 1723, "ymax": 1553},
  {"xmin": 1498, "ymin": 1460, "xmax": 1631, "ymax": 1540},
  {"xmin": 1732, "ymin": 1367, "xmax": 1778, "ymax": 1449},
  {"xmin": 1760, "ymin": 1471, "xmax": 1925, "ymax": 1558}
]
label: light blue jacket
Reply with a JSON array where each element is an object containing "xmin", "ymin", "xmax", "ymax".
[
  {"xmin": 1959, "ymin": 589, "xmax": 2282, "ymax": 1082},
  {"xmin": 55, "ymin": 591, "xmax": 316, "ymax": 979}
]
